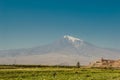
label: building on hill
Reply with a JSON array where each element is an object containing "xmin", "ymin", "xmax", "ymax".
[{"xmin": 89, "ymin": 58, "xmax": 120, "ymax": 68}]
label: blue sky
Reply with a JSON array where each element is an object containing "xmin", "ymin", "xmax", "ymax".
[{"xmin": 0, "ymin": 0, "xmax": 120, "ymax": 50}]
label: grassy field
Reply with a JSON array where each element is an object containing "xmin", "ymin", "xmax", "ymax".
[{"xmin": 0, "ymin": 65, "xmax": 120, "ymax": 80}]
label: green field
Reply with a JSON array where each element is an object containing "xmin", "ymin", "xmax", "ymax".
[{"xmin": 0, "ymin": 65, "xmax": 120, "ymax": 80}]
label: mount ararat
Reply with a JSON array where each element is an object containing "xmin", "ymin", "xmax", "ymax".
[{"xmin": 0, "ymin": 35, "xmax": 119, "ymax": 65}]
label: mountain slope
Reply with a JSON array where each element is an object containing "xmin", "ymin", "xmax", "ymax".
[{"xmin": 0, "ymin": 35, "xmax": 120, "ymax": 65}]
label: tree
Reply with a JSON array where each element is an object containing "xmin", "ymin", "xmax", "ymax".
[{"xmin": 76, "ymin": 61, "xmax": 80, "ymax": 68}]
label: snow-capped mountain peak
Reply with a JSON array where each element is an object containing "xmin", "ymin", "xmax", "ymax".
[
  {"xmin": 0, "ymin": 35, "xmax": 120, "ymax": 65},
  {"xmin": 64, "ymin": 35, "xmax": 83, "ymax": 42}
]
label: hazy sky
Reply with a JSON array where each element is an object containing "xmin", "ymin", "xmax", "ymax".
[{"xmin": 0, "ymin": 0, "xmax": 120, "ymax": 50}]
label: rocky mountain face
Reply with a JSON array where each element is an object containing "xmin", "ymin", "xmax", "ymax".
[{"xmin": 0, "ymin": 35, "xmax": 120, "ymax": 65}]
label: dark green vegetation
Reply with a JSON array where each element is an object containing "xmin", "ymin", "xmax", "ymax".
[{"xmin": 0, "ymin": 65, "xmax": 120, "ymax": 80}]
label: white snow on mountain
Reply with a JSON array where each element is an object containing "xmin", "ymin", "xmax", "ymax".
[{"xmin": 64, "ymin": 35, "xmax": 83, "ymax": 42}]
